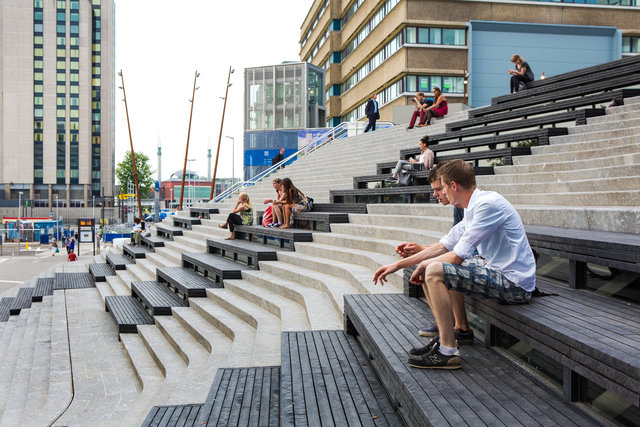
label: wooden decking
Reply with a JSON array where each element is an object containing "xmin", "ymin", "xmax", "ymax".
[
  {"xmin": 105, "ymin": 295, "xmax": 154, "ymax": 334},
  {"xmin": 131, "ymin": 281, "xmax": 189, "ymax": 316}
]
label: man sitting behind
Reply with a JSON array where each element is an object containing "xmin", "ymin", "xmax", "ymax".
[{"xmin": 374, "ymin": 159, "xmax": 536, "ymax": 370}]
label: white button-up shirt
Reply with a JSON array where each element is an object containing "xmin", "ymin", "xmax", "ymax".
[{"xmin": 440, "ymin": 189, "xmax": 536, "ymax": 291}]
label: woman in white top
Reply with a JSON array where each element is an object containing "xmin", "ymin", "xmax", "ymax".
[{"xmin": 389, "ymin": 135, "xmax": 434, "ymax": 186}]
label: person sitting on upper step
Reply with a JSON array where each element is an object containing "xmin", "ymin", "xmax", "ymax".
[
  {"xmin": 279, "ymin": 177, "xmax": 310, "ymax": 229},
  {"xmin": 508, "ymin": 53, "xmax": 534, "ymax": 93},
  {"xmin": 218, "ymin": 193, "xmax": 253, "ymax": 240},
  {"xmin": 387, "ymin": 135, "xmax": 434, "ymax": 186},
  {"xmin": 418, "ymin": 87, "xmax": 447, "ymax": 127},
  {"xmin": 407, "ymin": 92, "xmax": 432, "ymax": 129},
  {"xmin": 374, "ymin": 159, "xmax": 536, "ymax": 370},
  {"xmin": 263, "ymin": 178, "xmax": 286, "ymax": 227}
]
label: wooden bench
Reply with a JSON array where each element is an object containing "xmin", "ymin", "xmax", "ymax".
[
  {"xmin": 257, "ymin": 210, "xmax": 351, "ymax": 232},
  {"xmin": 9, "ymin": 288, "xmax": 33, "ymax": 315},
  {"xmin": 181, "ymin": 252, "xmax": 249, "ymax": 285},
  {"xmin": 525, "ymin": 225, "xmax": 640, "ymax": 289},
  {"xmin": 156, "ymin": 266, "xmax": 220, "ymax": 298},
  {"xmin": 206, "ymin": 238, "xmax": 279, "ymax": 268},
  {"xmin": 54, "ymin": 272, "xmax": 94, "ymax": 290},
  {"xmin": 0, "ymin": 297, "xmax": 14, "ymax": 322},
  {"xmin": 189, "ymin": 206, "xmax": 219, "ymax": 219},
  {"xmin": 330, "ymin": 185, "xmax": 433, "ymax": 204},
  {"xmin": 105, "ymin": 295, "xmax": 154, "ymax": 334},
  {"xmin": 280, "ymin": 330, "xmax": 402, "ymax": 426},
  {"xmin": 106, "ymin": 253, "xmax": 135, "ymax": 271},
  {"xmin": 173, "ymin": 216, "xmax": 201, "ymax": 230},
  {"xmin": 123, "ymin": 244, "xmax": 153, "ymax": 260},
  {"xmin": 195, "ymin": 367, "xmax": 281, "ymax": 426},
  {"xmin": 451, "ymin": 89, "xmax": 640, "ymax": 131},
  {"xmin": 156, "ymin": 224, "xmax": 183, "ymax": 240},
  {"xmin": 344, "ymin": 293, "xmax": 600, "ymax": 426},
  {"xmin": 233, "ymin": 225, "xmax": 313, "ymax": 250},
  {"xmin": 32, "ymin": 277, "xmax": 55, "ymax": 302},
  {"xmin": 141, "ymin": 404, "xmax": 203, "ymax": 427},
  {"xmin": 131, "ymin": 281, "xmax": 188, "ymax": 316},
  {"xmin": 141, "ymin": 234, "xmax": 170, "ymax": 249},
  {"xmin": 89, "ymin": 263, "xmax": 116, "ymax": 282},
  {"xmin": 312, "ymin": 203, "xmax": 368, "ymax": 214}
]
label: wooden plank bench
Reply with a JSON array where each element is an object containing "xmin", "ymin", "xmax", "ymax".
[
  {"xmin": 181, "ymin": 252, "xmax": 249, "ymax": 285},
  {"xmin": 312, "ymin": 203, "xmax": 368, "ymax": 214},
  {"xmin": 280, "ymin": 330, "xmax": 403, "ymax": 426},
  {"xmin": 0, "ymin": 297, "xmax": 15, "ymax": 322},
  {"xmin": 141, "ymin": 404, "xmax": 203, "ymax": 427},
  {"xmin": 89, "ymin": 263, "xmax": 116, "ymax": 282},
  {"xmin": 451, "ymin": 89, "xmax": 640, "ymax": 131},
  {"xmin": 173, "ymin": 216, "xmax": 201, "ymax": 230},
  {"xmin": 142, "ymin": 234, "xmax": 170, "ymax": 249},
  {"xmin": 525, "ymin": 225, "xmax": 640, "ymax": 289},
  {"xmin": 105, "ymin": 295, "xmax": 155, "ymax": 334},
  {"xmin": 156, "ymin": 266, "xmax": 220, "ymax": 298},
  {"xmin": 123, "ymin": 244, "xmax": 153, "ymax": 260},
  {"xmin": 233, "ymin": 225, "xmax": 313, "ymax": 250},
  {"xmin": 131, "ymin": 281, "xmax": 189, "ymax": 316},
  {"xmin": 54, "ymin": 272, "xmax": 95, "ymax": 290},
  {"xmin": 156, "ymin": 224, "xmax": 183, "ymax": 240},
  {"xmin": 206, "ymin": 238, "xmax": 279, "ymax": 268},
  {"xmin": 106, "ymin": 253, "xmax": 135, "ymax": 270},
  {"xmin": 32, "ymin": 277, "xmax": 55, "ymax": 302},
  {"xmin": 189, "ymin": 206, "xmax": 219, "ymax": 219},
  {"xmin": 196, "ymin": 367, "xmax": 281, "ymax": 426},
  {"xmin": 256, "ymin": 210, "xmax": 350, "ymax": 232},
  {"xmin": 344, "ymin": 293, "xmax": 600, "ymax": 427},
  {"xmin": 330, "ymin": 185, "xmax": 433, "ymax": 204},
  {"xmin": 465, "ymin": 279, "xmax": 640, "ymax": 409},
  {"xmin": 489, "ymin": 55, "xmax": 640, "ymax": 107},
  {"xmin": 9, "ymin": 288, "xmax": 33, "ymax": 315}
]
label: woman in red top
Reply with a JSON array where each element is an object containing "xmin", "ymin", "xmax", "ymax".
[{"xmin": 418, "ymin": 87, "xmax": 447, "ymax": 127}]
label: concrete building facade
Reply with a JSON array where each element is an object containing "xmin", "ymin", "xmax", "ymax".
[
  {"xmin": 0, "ymin": 0, "xmax": 115, "ymax": 208},
  {"xmin": 299, "ymin": 0, "xmax": 640, "ymax": 125}
]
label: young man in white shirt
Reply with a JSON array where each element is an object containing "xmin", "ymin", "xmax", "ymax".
[{"xmin": 374, "ymin": 159, "xmax": 536, "ymax": 369}]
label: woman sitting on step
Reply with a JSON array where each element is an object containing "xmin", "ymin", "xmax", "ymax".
[
  {"xmin": 279, "ymin": 177, "xmax": 307, "ymax": 229},
  {"xmin": 418, "ymin": 87, "xmax": 447, "ymax": 127},
  {"xmin": 218, "ymin": 193, "xmax": 253, "ymax": 240},
  {"xmin": 263, "ymin": 178, "xmax": 285, "ymax": 227}
]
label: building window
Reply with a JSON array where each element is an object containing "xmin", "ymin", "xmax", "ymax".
[
  {"xmin": 341, "ymin": 0, "xmax": 364, "ymax": 27},
  {"xmin": 301, "ymin": 0, "xmax": 329, "ymax": 48},
  {"xmin": 405, "ymin": 26, "xmax": 466, "ymax": 46},
  {"xmin": 341, "ymin": 79, "xmax": 403, "ymax": 122},
  {"xmin": 342, "ymin": 0, "xmax": 400, "ymax": 59},
  {"xmin": 406, "ymin": 75, "xmax": 464, "ymax": 94},
  {"xmin": 623, "ymin": 36, "xmax": 640, "ymax": 53}
]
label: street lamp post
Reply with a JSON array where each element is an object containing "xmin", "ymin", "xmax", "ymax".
[
  {"xmin": 186, "ymin": 159, "xmax": 196, "ymax": 207},
  {"xmin": 225, "ymin": 136, "xmax": 235, "ymax": 187},
  {"xmin": 210, "ymin": 66, "xmax": 234, "ymax": 200},
  {"xmin": 118, "ymin": 70, "xmax": 143, "ymax": 219}
]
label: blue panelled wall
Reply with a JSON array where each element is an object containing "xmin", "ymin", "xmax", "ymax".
[
  {"xmin": 469, "ymin": 21, "xmax": 621, "ymax": 107},
  {"xmin": 243, "ymin": 130, "xmax": 299, "ymax": 181}
]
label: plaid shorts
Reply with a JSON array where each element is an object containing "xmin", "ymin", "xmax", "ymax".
[{"xmin": 442, "ymin": 262, "xmax": 531, "ymax": 304}]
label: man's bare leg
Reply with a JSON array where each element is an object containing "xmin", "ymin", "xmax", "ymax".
[
  {"xmin": 421, "ymin": 283, "xmax": 469, "ymax": 331},
  {"xmin": 425, "ymin": 262, "xmax": 456, "ymax": 349}
]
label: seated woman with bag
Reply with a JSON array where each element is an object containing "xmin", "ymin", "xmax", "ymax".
[
  {"xmin": 263, "ymin": 178, "xmax": 285, "ymax": 227},
  {"xmin": 218, "ymin": 192, "xmax": 253, "ymax": 240},
  {"xmin": 279, "ymin": 178, "xmax": 311, "ymax": 229}
]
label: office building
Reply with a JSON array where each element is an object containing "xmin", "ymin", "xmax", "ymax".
[
  {"xmin": 0, "ymin": 0, "xmax": 115, "ymax": 207},
  {"xmin": 299, "ymin": 0, "xmax": 640, "ymax": 125},
  {"xmin": 243, "ymin": 62, "xmax": 325, "ymax": 180}
]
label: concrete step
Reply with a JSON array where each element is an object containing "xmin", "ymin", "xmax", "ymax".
[
  {"xmin": 120, "ymin": 333, "xmax": 164, "ymax": 390},
  {"xmin": 257, "ymin": 260, "xmax": 353, "ymax": 319},
  {"xmin": 494, "ymin": 152, "xmax": 640, "ymax": 175},
  {"xmin": 276, "ymin": 250, "xmax": 402, "ymax": 294},
  {"xmin": 240, "ymin": 269, "xmax": 342, "ymax": 330},
  {"xmin": 94, "ymin": 281, "xmax": 116, "ymax": 302},
  {"xmin": 366, "ymin": 203, "xmax": 454, "ymax": 219},
  {"xmin": 329, "ymin": 222, "xmax": 443, "ymax": 244},
  {"xmin": 1, "ymin": 304, "xmax": 41, "ymax": 426},
  {"xmin": 0, "ymin": 310, "xmax": 29, "ymax": 415},
  {"xmin": 223, "ymin": 279, "xmax": 311, "ymax": 331},
  {"xmin": 311, "ymin": 232, "xmax": 399, "ymax": 256},
  {"xmin": 517, "ymin": 205, "xmax": 640, "ymax": 234},
  {"xmin": 0, "ymin": 316, "xmax": 17, "ymax": 368},
  {"xmin": 171, "ymin": 235, "xmax": 207, "ymax": 252},
  {"xmin": 135, "ymin": 258, "xmax": 161, "ymax": 280},
  {"xmin": 487, "ymin": 176, "xmax": 640, "ymax": 194},
  {"xmin": 569, "ymin": 117, "xmax": 640, "ymax": 134},
  {"xmin": 503, "ymin": 190, "xmax": 639, "ymax": 206},
  {"xmin": 187, "ymin": 297, "xmax": 257, "ymax": 367},
  {"xmin": 106, "ymin": 272, "xmax": 132, "ymax": 295},
  {"xmin": 145, "ymin": 251, "xmax": 181, "ymax": 269},
  {"xmin": 549, "ymin": 125, "xmax": 640, "ymax": 145},
  {"xmin": 127, "ymin": 263, "xmax": 156, "ymax": 282},
  {"xmin": 479, "ymin": 163, "xmax": 640, "ymax": 185},
  {"xmin": 347, "ymin": 213, "xmax": 452, "ymax": 234},
  {"xmin": 588, "ymin": 109, "xmax": 640, "ymax": 124},
  {"xmin": 204, "ymin": 288, "xmax": 281, "ymax": 366},
  {"xmin": 25, "ymin": 291, "xmax": 72, "ymax": 427},
  {"xmin": 21, "ymin": 295, "xmax": 54, "ymax": 422},
  {"xmin": 514, "ymin": 142, "xmax": 640, "ymax": 165},
  {"xmin": 171, "ymin": 306, "xmax": 233, "ymax": 356}
]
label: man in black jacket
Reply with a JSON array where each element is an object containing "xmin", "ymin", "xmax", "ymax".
[
  {"xmin": 271, "ymin": 147, "xmax": 285, "ymax": 169},
  {"xmin": 364, "ymin": 93, "xmax": 379, "ymax": 133}
]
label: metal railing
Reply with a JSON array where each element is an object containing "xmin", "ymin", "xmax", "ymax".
[{"xmin": 211, "ymin": 120, "xmax": 394, "ymax": 203}]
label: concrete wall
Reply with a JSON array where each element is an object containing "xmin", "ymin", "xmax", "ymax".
[{"xmin": 469, "ymin": 21, "xmax": 620, "ymax": 107}]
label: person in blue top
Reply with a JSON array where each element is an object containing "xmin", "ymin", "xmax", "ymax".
[
  {"xmin": 364, "ymin": 93, "xmax": 379, "ymax": 133},
  {"xmin": 374, "ymin": 159, "xmax": 536, "ymax": 369}
]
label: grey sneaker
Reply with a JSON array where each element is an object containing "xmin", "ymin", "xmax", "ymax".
[
  {"xmin": 408, "ymin": 343, "xmax": 462, "ymax": 370},
  {"xmin": 418, "ymin": 322, "xmax": 438, "ymax": 337}
]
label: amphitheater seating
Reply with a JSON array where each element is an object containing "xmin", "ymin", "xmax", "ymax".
[
  {"xmin": 207, "ymin": 238, "xmax": 279, "ymax": 268},
  {"xmin": 233, "ymin": 225, "xmax": 313, "ymax": 249},
  {"xmin": 189, "ymin": 206, "xmax": 219, "ymax": 219},
  {"xmin": 123, "ymin": 244, "xmax": 152, "ymax": 259},
  {"xmin": 105, "ymin": 253, "xmax": 134, "ymax": 270},
  {"xmin": 156, "ymin": 224, "xmax": 184, "ymax": 239},
  {"xmin": 156, "ymin": 266, "xmax": 221, "ymax": 298},
  {"xmin": 105, "ymin": 295, "xmax": 154, "ymax": 333},
  {"xmin": 131, "ymin": 280, "xmax": 188, "ymax": 316},
  {"xmin": 141, "ymin": 233, "xmax": 169, "ymax": 249},
  {"xmin": 32, "ymin": 277, "xmax": 55, "ymax": 301},
  {"xmin": 173, "ymin": 216, "xmax": 201, "ymax": 230},
  {"xmin": 8, "ymin": 288, "xmax": 33, "ymax": 315}
]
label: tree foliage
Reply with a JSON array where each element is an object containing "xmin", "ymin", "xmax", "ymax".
[{"xmin": 115, "ymin": 151, "xmax": 155, "ymax": 198}]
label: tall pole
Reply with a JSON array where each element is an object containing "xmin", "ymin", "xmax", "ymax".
[
  {"xmin": 18, "ymin": 192, "xmax": 23, "ymax": 250},
  {"xmin": 209, "ymin": 66, "xmax": 233, "ymax": 200},
  {"xmin": 225, "ymin": 136, "xmax": 235, "ymax": 187},
  {"xmin": 119, "ymin": 70, "xmax": 143, "ymax": 219},
  {"xmin": 179, "ymin": 70, "xmax": 199, "ymax": 211}
]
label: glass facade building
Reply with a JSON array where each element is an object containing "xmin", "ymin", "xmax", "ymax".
[{"xmin": 243, "ymin": 62, "xmax": 325, "ymax": 180}]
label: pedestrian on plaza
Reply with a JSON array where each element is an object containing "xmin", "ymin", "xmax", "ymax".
[
  {"xmin": 364, "ymin": 93, "xmax": 380, "ymax": 132},
  {"xmin": 67, "ymin": 249, "xmax": 77, "ymax": 262},
  {"xmin": 51, "ymin": 237, "xmax": 58, "ymax": 256}
]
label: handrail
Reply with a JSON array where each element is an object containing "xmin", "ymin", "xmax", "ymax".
[{"xmin": 211, "ymin": 121, "xmax": 395, "ymax": 203}]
